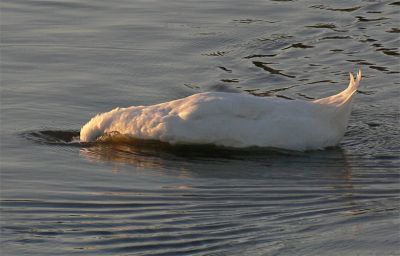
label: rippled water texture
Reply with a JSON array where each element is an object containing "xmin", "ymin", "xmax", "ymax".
[{"xmin": 1, "ymin": 0, "xmax": 399, "ymax": 255}]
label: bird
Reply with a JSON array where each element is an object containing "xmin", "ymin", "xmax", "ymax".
[{"xmin": 80, "ymin": 70, "xmax": 362, "ymax": 151}]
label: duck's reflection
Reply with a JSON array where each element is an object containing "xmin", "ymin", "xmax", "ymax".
[
  {"xmin": 79, "ymin": 137, "xmax": 353, "ymax": 180},
  {"xmin": 81, "ymin": 143, "xmax": 167, "ymax": 170}
]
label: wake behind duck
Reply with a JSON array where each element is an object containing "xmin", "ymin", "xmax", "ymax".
[{"xmin": 80, "ymin": 71, "xmax": 361, "ymax": 151}]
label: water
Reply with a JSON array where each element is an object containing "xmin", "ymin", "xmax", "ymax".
[{"xmin": 1, "ymin": 0, "xmax": 399, "ymax": 255}]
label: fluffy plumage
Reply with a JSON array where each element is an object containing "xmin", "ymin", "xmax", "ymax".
[{"xmin": 80, "ymin": 71, "xmax": 362, "ymax": 151}]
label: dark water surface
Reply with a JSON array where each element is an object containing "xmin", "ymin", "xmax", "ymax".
[{"xmin": 1, "ymin": 0, "xmax": 399, "ymax": 255}]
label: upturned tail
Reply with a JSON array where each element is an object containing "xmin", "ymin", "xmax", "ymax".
[{"xmin": 313, "ymin": 70, "xmax": 362, "ymax": 106}]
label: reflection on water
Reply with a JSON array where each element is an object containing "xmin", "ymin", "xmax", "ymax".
[
  {"xmin": 80, "ymin": 136, "xmax": 352, "ymax": 176},
  {"xmin": 81, "ymin": 143, "xmax": 169, "ymax": 171},
  {"xmin": 25, "ymin": 129, "xmax": 354, "ymax": 177}
]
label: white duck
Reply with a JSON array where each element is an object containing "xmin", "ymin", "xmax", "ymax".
[{"xmin": 80, "ymin": 70, "xmax": 361, "ymax": 151}]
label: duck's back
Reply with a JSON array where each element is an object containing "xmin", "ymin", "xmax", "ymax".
[{"xmin": 80, "ymin": 92, "xmax": 339, "ymax": 150}]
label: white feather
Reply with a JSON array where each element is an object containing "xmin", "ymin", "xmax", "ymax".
[{"xmin": 80, "ymin": 70, "xmax": 362, "ymax": 151}]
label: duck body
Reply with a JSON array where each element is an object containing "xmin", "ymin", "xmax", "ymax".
[{"xmin": 80, "ymin": 71, "xmax": 361, "ymax": 151}]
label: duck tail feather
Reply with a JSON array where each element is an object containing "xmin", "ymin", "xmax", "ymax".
[
  {"xmin": 348, "ymin": 69, "xmax": 361, "ymax": 92},
  {"xmin": 313, "ymin": 69, "xmax": 362, "ymax": 105}
]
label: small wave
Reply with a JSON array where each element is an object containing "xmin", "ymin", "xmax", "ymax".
[{"xmin": 22, "ymin": 130, "xmax": 81, "ymax": 145}]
